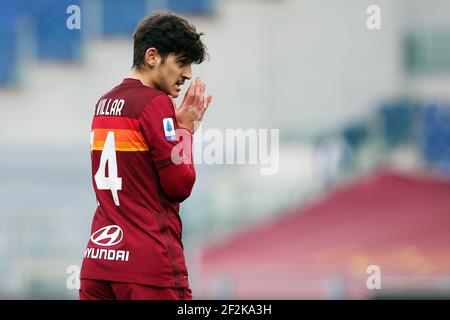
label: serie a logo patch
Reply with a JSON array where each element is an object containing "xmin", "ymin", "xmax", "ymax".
[{"xmin": 163, "ymin": 118, "xmax": 176, "ymax": 141}]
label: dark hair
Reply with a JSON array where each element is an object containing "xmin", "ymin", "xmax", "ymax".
[{"xmin": 132, "ymin": 12, "xmax": 207, "ymax": 69}]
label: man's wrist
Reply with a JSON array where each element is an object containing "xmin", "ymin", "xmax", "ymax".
[{"xmin": 177, "ymin": 123, "xmax": 194, "ymax": 134}]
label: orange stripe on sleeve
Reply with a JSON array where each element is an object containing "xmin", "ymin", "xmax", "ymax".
[{"xmin": 91, "ymin": 128, "xmax": 149, "ymax": 152}]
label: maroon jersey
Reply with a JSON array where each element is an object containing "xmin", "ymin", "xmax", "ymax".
[{"xmin": 80, "ymin": 78, "xmax": 195, "ymax": 288}]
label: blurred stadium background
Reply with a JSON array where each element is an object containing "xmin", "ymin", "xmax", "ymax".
[{"xmin": 1, "ymin": 0, "xmax": 450, "ymax": 299}]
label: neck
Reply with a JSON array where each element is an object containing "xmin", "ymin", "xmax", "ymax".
[{"xmin": 129, "ymin": 67, "xmax": 155, "ymax": 87}]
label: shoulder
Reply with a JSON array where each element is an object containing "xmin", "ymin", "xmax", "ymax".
[{"xmin": 144, "ymin": 92, "xmax": 176, "ymax": 114}]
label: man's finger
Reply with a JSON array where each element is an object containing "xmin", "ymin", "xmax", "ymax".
[
  {"xmin": 199, "ymin": 83, "xmax": 206, "ymax": 102},
  {"xmin": 197, "ymin": 92, "xmax": 205, "ymax": 115},
  {"xmin": 199, "ymin": 95, "xmax": 212, "ymax": 118},
  {"xmin": 192, "ymin": 78, "xmax": 202, "ymax": 107},
  {"xmin": 197, "ymin": 83, "xmax": 206, "ymax": 111},
  {"xmin": 182, "ymin": 78, "xmax": 197, "ymax": 106}
]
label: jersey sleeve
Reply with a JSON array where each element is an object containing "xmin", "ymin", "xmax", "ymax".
[
  {"xmin": 140, "ymin": 94, "xmax": 196, "ymax": 202},
  {"xmin": 140, "ymin": 94, "xmax": 185, "ymax": 170}
]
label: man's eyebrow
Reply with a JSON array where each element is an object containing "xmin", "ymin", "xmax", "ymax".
[{"xmin": 176, "ymin": 56, "xmax": 190, "ymax": 63}]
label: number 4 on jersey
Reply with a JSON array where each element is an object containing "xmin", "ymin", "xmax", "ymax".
[{"xmin": 92, "ymin": 131, "xmax": 122, "ymax": 206}]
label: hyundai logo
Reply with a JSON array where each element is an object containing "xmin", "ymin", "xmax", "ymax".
[{"xmin": 90, "ymin": 225, "xmax": 123, "ymax": 247}]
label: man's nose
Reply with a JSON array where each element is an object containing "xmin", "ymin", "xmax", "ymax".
[{"xmin": 182, "ymin": 65, "xmax": 192, "ymax": 80}]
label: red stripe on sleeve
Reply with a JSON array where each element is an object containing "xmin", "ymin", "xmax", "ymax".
[{"xmin": 92, "ymin": 116, "xmax": 140, "ymax": 131}]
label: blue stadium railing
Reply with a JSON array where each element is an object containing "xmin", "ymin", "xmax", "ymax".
[
  {"xmin": 102, "ymin": 0, "xmax": 214, "ymax": 36},
  {"xmin": 379, "ymin": 100, "xmax": 415, "ymax": 148},
  {"xmin": 422, "ymin": 103, "xmax": 450, "ymax": 172},
  {"xmin": 0, "ymin": 0, "xmax": 215, "ymax": 86},
  {"xmin": 0, "ymin": 0, "xmax": 21, "ymax": 85},
  {"xmin": 31, "ymin": 0, "xmax": 83, "ymax": 61},
  {"xmin": 102, "ymin": 0, "xmax": 148, "ymax": 36}
]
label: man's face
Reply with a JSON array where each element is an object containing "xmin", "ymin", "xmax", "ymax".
[{"xmin": 154, "ymin": 53, "xmax": 192, "ymax": 98}]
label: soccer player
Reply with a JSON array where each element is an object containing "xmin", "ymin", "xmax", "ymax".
[{"xmin": 79, "ymin": 12, "xmax": 212, "ymax": 300}]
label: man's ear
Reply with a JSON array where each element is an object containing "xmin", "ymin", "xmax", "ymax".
[{"xmin": 144, "ymin": 48, "xmax": 160, "ymax": 68}]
